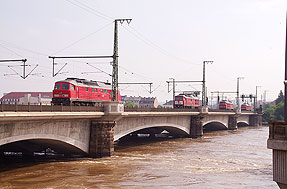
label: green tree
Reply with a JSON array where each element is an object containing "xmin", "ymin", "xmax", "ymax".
[
  {"xmin": 263, "ymin": 91, "xmax": 285, "ymax": 121},
  {"xmin": 274, "ymin": 102, "xmax": 284, "ymax": 120},
  {"xmin": 275, "ymin": 90, "xmax": 284, "ymax": 105},
  {"xmin": 124, "ymin": 101, "xmax": 138, "ymax": 108},
  {"xmin": 263, "ymin": 103, "xmax": 276, "ymax": 121}
]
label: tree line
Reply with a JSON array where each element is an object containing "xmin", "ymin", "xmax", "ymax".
[{"xmin": 263, "ymin": 90, "xmax": 284, "ymax": 122}]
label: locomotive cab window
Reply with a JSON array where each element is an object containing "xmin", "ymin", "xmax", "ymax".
[
  {"xmin": 85, "ymin": 88, "xmax": 88, "ymax": 91},
  {"xmin": 71, "ymin": 85, "xmax": 75, "ymax": 90},
  {"xmin": 62, "ymin": 84, "xmax": 69, "ymax": 90},
  {"xmin": 54, "ymin": 84, "xmax": 61, "ymax": 90},
  {"xmin": 179, "ymin": 97, "xmax": 183, "ymax": 100},
  {"xmin": 95, "ymin": 88, "xmax": 97, "ymax": 92}
]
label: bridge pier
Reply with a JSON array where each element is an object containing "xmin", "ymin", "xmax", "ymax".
[
  {"xmin": 89, "ymin": 121, "xmax": 115, "ymax": 158},
  {"xmin": 190, "ymin": 115, "xmax": 204, "ymax": 138},
  {"xmin": 228, "ymin": 115, "xmax": 238, "ymax": 130},
  {"xmin": 249, "ymin": 115, "xmax": 262, "ymax": 126}
]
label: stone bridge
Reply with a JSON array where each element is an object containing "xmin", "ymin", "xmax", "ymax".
[
  {"xmin": 0, "ymin": 102, "xmax": 262, "ymax": 158},
  {"xmin": 114, "ymin": 111, "xmax": 255, "ymax": 141}
]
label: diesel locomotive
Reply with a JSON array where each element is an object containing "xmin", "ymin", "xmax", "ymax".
[{"xmin": 52, "ymin": 78, "xmax": 121, "ymax": 105}]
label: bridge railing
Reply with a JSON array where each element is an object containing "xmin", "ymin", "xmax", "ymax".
[
  {"xmin": 124, "ymin": 107, "xmax": 200, "ymax": 112},
  {"xmin": 208, "ymin": 108, "xmax": 237, "ymax": 112},
  {"xmin": 0, "ymin": 103, "xmax": 104, "ymax": 112}
]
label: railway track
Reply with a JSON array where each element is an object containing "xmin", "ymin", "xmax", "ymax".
[{"xmin": 0, "ymin": 103, "xmax": 237, "ymax": 113}]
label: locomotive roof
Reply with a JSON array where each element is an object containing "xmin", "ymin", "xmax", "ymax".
[
  {"xmin": 56, "ymin": 78, "xmax": 112, "ymax": 89},
  {"xmin": 220, "ymin": 100, "xmax": 233, "ymax": 104},
  {"xmin": 176, "ymin": 93, "xmax": 199, "ymax": 99}
]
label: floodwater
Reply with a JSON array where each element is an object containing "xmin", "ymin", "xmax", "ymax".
[{"xmin": 0, "ymin": 126, "xmax": 278, "ymax": 188}]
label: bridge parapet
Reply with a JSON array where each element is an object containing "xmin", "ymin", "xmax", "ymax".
[
  {"xmin": 200, "ymin": 106, "xmax": 209, "ymax": 114},
  {"xmin": 267, "ymin": 120, "xmax": 287, "ymax": 188}
]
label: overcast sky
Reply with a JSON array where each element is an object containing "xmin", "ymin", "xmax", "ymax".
[{"xmin": 0, "ymin": 0, "xmax": 286, "ymax": 103}]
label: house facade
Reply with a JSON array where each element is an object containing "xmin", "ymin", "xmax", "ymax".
[
  {"xmin": 121, "ymin": 95, "xmax": 158, "ymax": 108},
  {"xmin": 1, "ymin": 92, "xmax": 53, "ymax": 105}
]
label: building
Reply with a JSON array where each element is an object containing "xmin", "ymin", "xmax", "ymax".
[
  {"xmin": 121, "ymin": 95, "xmax": 158, "ymax": 108},
  {"xmin": 162, "ymin": 100, "xmax": 173, "ymax": 108},
  {"xmin": 1, "ymin": 92, "xmax": 53, "ymax": 105},
  {"xmin": 121, "ymin": 96, "xmax": 141, "ymax": 107},
  {"xmin": 139, "ymin": 97, "xmax": 158, "ymax": 108}
]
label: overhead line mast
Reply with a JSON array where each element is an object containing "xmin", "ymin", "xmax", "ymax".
[
  {"xmin": 49, "ymin": 19, "xmax": 132, "ymax": 102},
  {"xmin": 166, "ymin": 79, "xmax": 203, "ymax": 108},
  {"xmin": 284, "ymin": 12, "xmax": 287, "ymax": 120},
  {"xmin": 112, "ymin": 19, "xmax": 132, "ymax": 101},
  {"xmin": 0, "ymin": 59, "xmax": 38, "ymax": 79},
  {"xmin": 118, "ymin": 82, "xmax": 153, "ymax": 94},
  {"xmin": 202, "ymin": 61, "xmax": 213, "ymax": 106}
]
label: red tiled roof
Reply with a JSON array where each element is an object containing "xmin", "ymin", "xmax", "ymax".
[{"xmin": 1, "ymin": 92, "xmax": 53, "ymax": 100}]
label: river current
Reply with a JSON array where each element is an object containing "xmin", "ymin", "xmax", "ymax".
[{"xmin": 0, "ymin": 126, "xmax": 278, "ymax": 188}]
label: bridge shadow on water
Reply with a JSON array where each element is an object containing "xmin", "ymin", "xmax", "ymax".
[
  {"xmin": 0, "ymin": 152, "xmax": 86, "ymax": 172},
  {"xmin": 115, "ymin": 132, "xmax": 184, "ymax": 150},
  {"xmin": 0, "ymin": 143, "xmax": 85, "ymax": 172}
]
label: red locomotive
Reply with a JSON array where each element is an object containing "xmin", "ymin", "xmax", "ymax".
[
  {"xmin": 241, "ymin": 103, "xmax": 251, "ymax": 111},
  {"xmin": 52, "ymin": 78, "xmax": 121, "ymax": 105},
  {"xmin": 174, "ymin": 94, "xmax": 200, "ymax": 108},
  {"xmin": 219, "ymin": 100, "xmax": 234, "ymax": 110}
]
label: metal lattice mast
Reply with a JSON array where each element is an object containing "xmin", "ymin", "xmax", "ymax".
[
  {"xmin": 112, "ymin": 19, "xmax": 132, "ymax": 101},
  {"xmin": 202, "ymin": 61, "xmax": 213, "ymax": 106},
  {"xmin": 285, "ymin": 12, "xmax": 287, "ymax": 120},
  {"xmin": 112, "ymin": 20, "xmax": 119, "ymax": 101},
  {"xmin": 236, "ymin": 77, "xmax": 244, "ymax": 108},
  {"xmin": 202, "ymin": 62, "xmax": 206, "ymax": 105},
  {"xmin": 0, "ymin": 59, "xmax": 37, "ymax": 79}
]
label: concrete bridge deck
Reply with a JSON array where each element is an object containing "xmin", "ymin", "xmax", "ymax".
[{"xmin": 0, "ymin": 102, "xmax": 262, "ymax": 158}]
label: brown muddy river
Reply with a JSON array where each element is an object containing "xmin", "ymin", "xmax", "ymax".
[{"xmin": 0, "ymin": 126, "xmax": 278, "ymax": 188}]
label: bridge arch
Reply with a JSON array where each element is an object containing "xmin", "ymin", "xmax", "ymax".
[
  {"xmin": 237, "ymin": 121, "xmax": 249, "ymax": 127},
  {"xmin": 203, "ymin": 121, "xmax": 228, "ymax": 131},
  {"xmin": 0, "ymin": 134, "xmax": 88, "ymax": 154},
  {"xmin": 114, "ymin": 123, "xmax": 189, "ymax": 141},
  {"xmin": 0, "ymin": 119, "xmax": 91, "ymax": 155}
]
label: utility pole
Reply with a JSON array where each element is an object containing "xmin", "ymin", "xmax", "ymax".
[
  {"xmin": 263, "ymin": 90, "xmax": 268, "ymax": 104},
  {"xmin": 211, "ymin": 91, "xmax": 237, "ymax": 108},
  {"xmin": 49, "ymin": 18, "xmax": 132, "ymax": 102},
  {"xmin": 236, "ymin": 77, "xmax": 244, "ymax": 109},
  {"xmin": 112, "ymin": 19, "xmax": 132, "ymax": 101},
  {"xmin": 255, "ymin": 85, "xmax": 261, "ymax": 112},
  {"xmin": 167, "ymin": 78, "xmax": 175, "ymax": 108},
  {"xmin": 202, "ymin": 61, "xmax": 213, "ymax": 106},
  {"xmin": 0, "ymin": 59, "xmax": 37, "ymax": 79},
  {"xmin": 284, "ymin": 12, "xmax": 287, "ymax": 120},
  {"xmin": 167, "ymin": 79, "xmax": 203, "ymax": 108}
]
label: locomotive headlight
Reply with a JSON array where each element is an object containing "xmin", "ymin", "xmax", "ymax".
[
  {"xmin": 175, "ymin": 101, "xmax": 178, "ymax": 104},
  {"xmin": 62, "ymin": 94, "xmax": 69, "ymax": 97},
  {"xmin": 54, "ymin": 94, "xmax": 60, "ymax": 97},
  {"xmin": 179, "ymin": 101, "xmax": 183, "ymax": 104}
]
